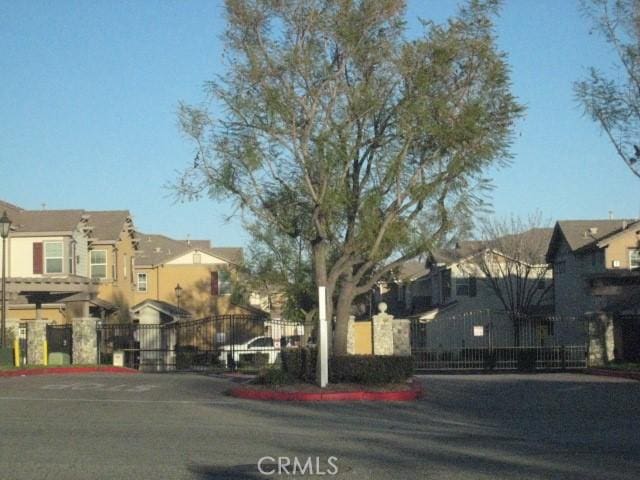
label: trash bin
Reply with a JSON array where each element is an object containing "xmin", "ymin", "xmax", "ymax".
[{"xmin": 113, "ymin": 350, "xmax": 125, "ymax": 367}]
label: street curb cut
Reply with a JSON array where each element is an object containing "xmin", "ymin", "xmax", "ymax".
[
  {"xmin": 229, "ymin": 379, "xmax": 423, "ymax": 402},
  {"xmin": 586, "ymin": 368, "xmax": 640, "ymax": 382},
  {"xmin": 0, "ymin": 366, "xmax": 139, "ymax": 377}
]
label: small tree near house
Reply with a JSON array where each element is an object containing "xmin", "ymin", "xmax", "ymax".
[{"xmin": 470, "ymin": 214, "xmax": 553, "ymax": 345}]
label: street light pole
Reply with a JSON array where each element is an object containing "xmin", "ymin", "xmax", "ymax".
[
  {"xmin": 0, "ymin": 211, "xmax": 12, "ymax": 349},
  {"xmin": 174, "ymin": 283, "xmax": 183, "ymax": 311}
]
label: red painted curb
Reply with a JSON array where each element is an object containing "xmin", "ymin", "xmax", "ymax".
[
  {"xmin": 230, "ymin": 379, "xmax": 423, "ymax": 402},
  {"xmin": 587, "ymin": 368, "xmax": 640, "ymax": 382},
  {"xmin": 0, "ymin": 366, "xmax": 139, "ymax": 378}
]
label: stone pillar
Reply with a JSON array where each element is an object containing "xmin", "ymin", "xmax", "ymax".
[
  {"xmin": 393, "ymin": 318, "xmax": 411, "ymax": 356},
  {"xmin": 72, "ymin": 317, "xmax": 98, "ymax": 365},
  {"xmin": 346, "ymin": 316, "xmax": 356, "ymax": 355},
  {"xmin": 27, "ymin": 320, "xmax": 47, "ymax": 365},
  {"xmin": 372, "ymin": 303, "xmax": 394, "ymax": 356},
  {"xmin": 588, "ymin": 313, "xmax": 615, "ymax": 367}
]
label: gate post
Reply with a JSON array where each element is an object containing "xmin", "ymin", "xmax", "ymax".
[
  {"xmin": 27, "ymin": 320, "xmax": 47, "ymax": 365},
  {"xmin": 72, "ymin": 317, "xmax": 99, "ymax": 365}
]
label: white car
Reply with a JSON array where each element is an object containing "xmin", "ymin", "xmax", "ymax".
[{"xmin": 218, "ymin": 336, "xmax": 279, "ymax": 366}]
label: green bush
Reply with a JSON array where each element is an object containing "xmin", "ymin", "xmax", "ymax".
[
  {"xmin": 255, "ymin": 367, "xmax": 296, "ymax": 385},
  {"xmin": 281, "ymin": 347, "xmax": 316, "ymax": 383},
  {"xmin": 329, "ymin": 355, "xmax": 414, "ymax": 385}
]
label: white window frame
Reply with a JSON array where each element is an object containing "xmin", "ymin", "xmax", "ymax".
[
  {"xmin": 136, "ymin": 272, "xmax": 148, "ymax": 292},
  {"xmin": 44, "ymin": 241, "xmax": 64, "ymax": 274},
  {"xmin": 90, "ymin": 249, "xmax": 108, "ymax": 280},
  {"xmin": 630, "ymin": 249, "xmax": 640, "ymax": 270}
]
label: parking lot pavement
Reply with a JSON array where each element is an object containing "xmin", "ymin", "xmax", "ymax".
[{"xmin": 0, "ymin": 372, "xmax": 639, "ymax": 480}]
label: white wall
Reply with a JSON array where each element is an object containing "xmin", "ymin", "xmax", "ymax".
[{"xmin": 167, "ymin": 250, "xmax": 227, "ymax": 265}]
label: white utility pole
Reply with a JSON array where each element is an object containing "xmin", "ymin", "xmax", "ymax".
[{"xmin": 316, "ymin": 286, "xmax": 329, "ymax": 388}]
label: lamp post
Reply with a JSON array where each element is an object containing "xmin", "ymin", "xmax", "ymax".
[
  {"xmin": 174, "ymin": 283, "xmax": 183, "ymax": 311},
  {"xmin": 1, "ymin": 211, "xmax": 12, "ymax": 348}
]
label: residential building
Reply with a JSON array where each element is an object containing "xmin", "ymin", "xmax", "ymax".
[
  {"xmin": 133, "ymin": 234, "xmax": 252, "ymax": 318},
  {"xmin": 546, "ymin": 219, "xmax": 640, "ymax": 361},
  {"xmin": 85, "ymin": 210, "xmax": 138, "ymax": 312},
  {"xmin": 0, "ymin": 205, "xmax": 96, "ymax": 323}
]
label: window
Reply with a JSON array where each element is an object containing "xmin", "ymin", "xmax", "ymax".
[
  {"xmin": 441, "ymin": 269, "xmax": 451, "ymax": 302},
  {"xmin": 456, "ymin": 277, "xmax": 470, "ymax": 296},
  {"xmin": 219, "ymin": 270, "xmax": 232, "ymax": 295},
  {"xmin": 249, "ymin": 337, "xmax": 274, "ymax": 348},
  {"xmin": 630, "ymin": 249, "xmax": 640, "ymax": 270},
  {"xmin": 44, "ymin": 242, "xmax": 63, "ymax": 274},
  {"xmin": 90, "ymin": 250, "xmax": 107, "ymax": 280},
  {"xmin": 555, "ymin": 261, "xmax": 566, "ymax": 274},
  {"xmin": 136, "ymin": 272, "xmax": 148, "ymax": 292},
  {"xmin": 123, "ymin": 253, "xmax": 128, "ymax": 279}
]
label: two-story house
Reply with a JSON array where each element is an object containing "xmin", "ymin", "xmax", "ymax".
[
  {"xmin": 1, "ymin": 206, "xmax": 97, "ymax": 323},
  {"xmin": 132, "ymin": 234, "xmax": 251, "ymax": 318},
  {"xmin": 546, "ymin": 219, "xmax": 640, "ymax": 361}
]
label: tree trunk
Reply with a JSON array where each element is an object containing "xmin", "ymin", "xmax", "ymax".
[
  {"xmin": 312, "ymin": 239, "xmax": 333, "ymax": 352},
  {"xmin": 333, "ymin": 278, "xmax": 356, "ymax": 356}
]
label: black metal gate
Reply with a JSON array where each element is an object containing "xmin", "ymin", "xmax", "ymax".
[
  {"xmin": 96, "ymin": 315, "xmax": 308, "ymax": 372},
  {"xmin": 411, "ymin": 310, "xmax": 589, "ymax": 371},
  {"xmin": 46, "ymin": 324, "xmax": 73, "ymax": 363}
]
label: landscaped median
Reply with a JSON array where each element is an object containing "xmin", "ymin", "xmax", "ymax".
[
  {"xmin": 230, "ymin": 379, "xmax": 423, "ymax": 401},
  {"xmin": 0, "ymin": 365, "xmax": 139, "ymax": 377},
  {"xmin": 229, "ymin": 349, "xmax": 423, "ymax": 402}
]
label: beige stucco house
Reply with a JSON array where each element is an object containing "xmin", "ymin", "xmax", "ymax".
[
  {"xmin": 0, "ymin": 203, "xmax": 97, "ymax": 323},
  {"xmin": 133, "ymin": 234, "xmax": 252, "ymax": 318}
]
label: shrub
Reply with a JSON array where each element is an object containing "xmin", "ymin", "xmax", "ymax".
[
  {"xmin": 329, "ymin": 355, "xmax": 414, "ymax": 385},
  {"xmin": 281, "ymin": 347, "xmax": 317, "ymax": 383},
  {"xmin": 254, "ymin": 367, "xmax": 296, "ymax": 385}
]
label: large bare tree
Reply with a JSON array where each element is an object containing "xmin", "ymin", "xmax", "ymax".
[{"xmin": 473, "ymin": 214, "xmax": 553, "ymax": 344}]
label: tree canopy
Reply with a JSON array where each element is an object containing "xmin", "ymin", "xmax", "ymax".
[
  {"xmin": 175, "ymin": 0, "xmax": 523, "ymax": 353},
  {"xmin": 575, "ymin": 0, "xmax": 640, "ymax": 179}
]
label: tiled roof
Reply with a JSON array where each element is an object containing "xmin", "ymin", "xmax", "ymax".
[
  {"xmin": 556, "ymin": 220, "xmax": 638, "ymax": 252},
  {"xmin": 430, "ymin": 228, "xmax": 553, "ymax": 266},
  {"xmin": 85, "ymin": 210, "xmax": 132, "ymax": 242},
  {"xmin": 0, "ymin": 200, "xmax": 23, "ymax": 213},
  {"xmin": 136, "ymin": 233, "xmax": 242, "ymax": 266},
  {"xmin": 10, "ymin": 209, "xmax": 86, "ymax": 233},
  {"xmin": 547, "ymin": 219, "xmax": 640, "ymax": 261}
]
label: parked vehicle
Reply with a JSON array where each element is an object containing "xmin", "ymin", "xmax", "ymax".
[{"xmin": 218, "ymin": 336, "xmax": 279, "ymax": 367}]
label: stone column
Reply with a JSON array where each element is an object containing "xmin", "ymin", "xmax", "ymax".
[
  {"xmin": 588, "ymin": 313, "xmax": 615, "ymax": 367},
  {"xmin": 393, "ymin": 318, "xmax": 411, "ymax": 356},
  {"xmin": 346, "ymin": 316, "xmax": 356, "ymax": 355},
  {"xmin": 72, "ymin": 317, "xmax": 98, "ymax": 365},
  {"xmin": 372, "ymin": 303, "xmax": 394, "ymax": 355},
  {"xmin": 27, "ymin": 320, "xmax": 47, "ymax": 365}
]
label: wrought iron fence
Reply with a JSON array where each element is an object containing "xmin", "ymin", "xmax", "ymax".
[
  {"xmin": 411, "ymin": 310, "xmax": 589, "ymax": 371},
  {"xmin": 97, "ymin": 315, "xmax": 313, "ymax": 372}
]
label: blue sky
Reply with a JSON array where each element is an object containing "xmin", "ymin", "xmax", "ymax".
[{"xmin": 0, "ymin": 0, "xmax": 637, "ymax": 248}]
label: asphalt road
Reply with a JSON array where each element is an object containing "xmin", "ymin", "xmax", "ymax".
[{"xmin": 0, "ymin": 372, "xmax": 638, "ymax": 479}]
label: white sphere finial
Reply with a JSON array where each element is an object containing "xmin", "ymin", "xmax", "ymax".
[{"xmin": 378, "ymin": 302, "xmax": 388, "ymax": 313}]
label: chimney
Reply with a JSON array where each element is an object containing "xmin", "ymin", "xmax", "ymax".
[
  {"xmin": 622, "ymin": 220, "xmax": 628, "ymax": 230},
  {"xmin": 588, "ymin": 227, "xmax": 598, "ymax": 236}
]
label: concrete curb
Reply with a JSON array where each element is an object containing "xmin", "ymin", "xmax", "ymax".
[
  {"xmin": 229, "ymin": 379, "xmax": 423, "ymax": 402},
  {"xmin": 0, "ymin": 366, "xmax": 139, "ymax": 377},
  {"xmin": 586, "ymin": 368, "xmax": 640, "ymax": 382}
]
